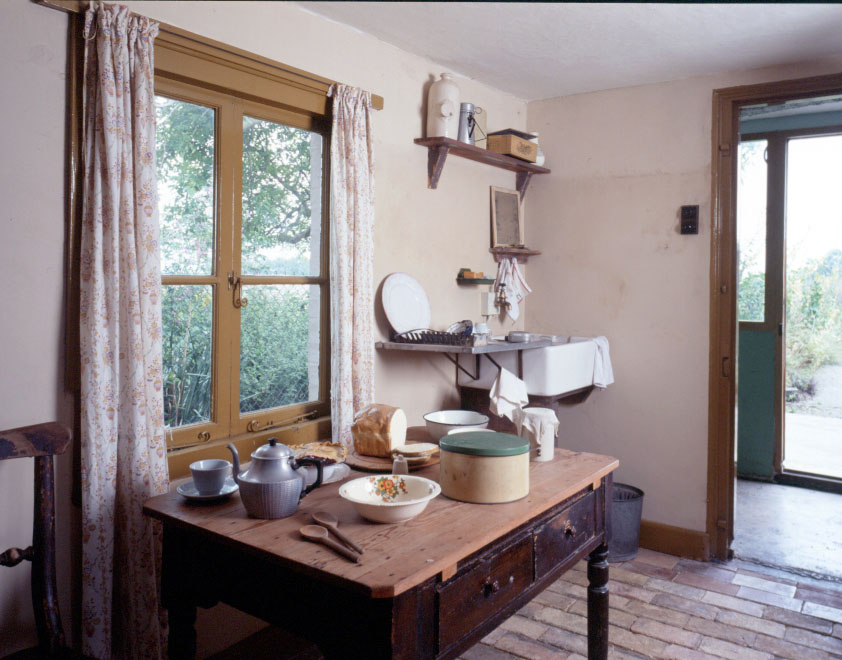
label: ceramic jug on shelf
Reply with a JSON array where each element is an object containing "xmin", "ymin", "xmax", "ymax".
[
  {"xmin": 228, "ymin": 438, "xmax": 324, "ymax": 519},
  {"xmin": 426, "ymin": 73, "xmax": 460, "ymax": 139}
]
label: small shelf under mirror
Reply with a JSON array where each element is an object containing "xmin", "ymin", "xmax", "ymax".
[{"xmin": 490, "ymin": 247, "xmax": 541, "ymax": 263}]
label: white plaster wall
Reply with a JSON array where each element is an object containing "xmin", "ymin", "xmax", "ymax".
[
  {"xmin": 526, "ymin": 56, "xmax": 842, "ymax": 532},
  {"xmin": 0, "ymin": 3, "xmax": 74, "ymax": 655},
  {"xmin": 1, "ymin": 2, "xmax": 527, "ymax": 656}
]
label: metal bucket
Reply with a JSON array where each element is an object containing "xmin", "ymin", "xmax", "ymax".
[{"xmin": 609, "ymin": 483, "xmax": 644, "ymax": 563}]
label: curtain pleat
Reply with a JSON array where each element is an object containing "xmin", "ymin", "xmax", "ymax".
[
  {"xmin": 329, "ymin": 85, "xmax": 376, "ymax": 446},
  {"xmin": 80, "ymin": 4, "xmax": 168, "ymax": 658}
]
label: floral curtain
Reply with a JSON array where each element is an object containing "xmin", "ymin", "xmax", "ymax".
[
  {"xmin": 328, "ymin": 85, "xmax": 376, "ymax": 446},
  {"xmin": 80, "ymin": 4, "xmax": 168, "ymax": 659}
]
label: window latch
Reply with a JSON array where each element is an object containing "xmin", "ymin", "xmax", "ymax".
[{"xmin": 228, "ymin": 272, "xmax": 248, "ymax": 309}]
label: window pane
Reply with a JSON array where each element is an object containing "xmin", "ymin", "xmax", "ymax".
[
  {"xmin": 163, "ymin": 285, "xmax": 213, "ymax": 427},
  {"xmin": 240, "ymin": 285, "xmax": 321, "ymax": 413},
  {"xmin": 241, "ymin": 117, "xmax": 322, "ymax": 276},
  {"xmin": 156, "ymin": 96, "xmax": 215, "ymax": 276},
  {"xmin": 737, "ymin": 140, "xmax": 768, "ymax": 322}
]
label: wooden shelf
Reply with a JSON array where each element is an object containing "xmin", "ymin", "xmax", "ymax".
[
  {"xmin": 490, "ymin": 247, "xmax": 541, "ymax": 263},
  {"xmin": 414, "ymin": 137, "xmax": 550, "ymax": 198}
]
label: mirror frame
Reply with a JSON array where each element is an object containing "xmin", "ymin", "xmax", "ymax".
[{"xmin": 490, "ymin": 186, "xmax": 523, "ymax": 248}]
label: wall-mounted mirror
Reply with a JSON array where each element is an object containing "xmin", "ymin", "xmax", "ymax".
[{"xmin": 490, "ymin": 187, "xmax": 523, "ymax": 248}]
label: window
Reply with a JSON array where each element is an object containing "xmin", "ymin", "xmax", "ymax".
[
  {"xmin": 737, "ymin": 139, "xmax": 768, "ymax": 322},
  {"xmin": 152, "ymin": 30, "xmax": 333, "ymax": 463}
]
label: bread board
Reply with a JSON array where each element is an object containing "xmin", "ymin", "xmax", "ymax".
[
  {"xmin": 345, "ymin": 450, "xmax": 439, "ymax": 473},
  {"xmin": 346, "ymin": 426, "xmax": 438, "ymax": 473}
]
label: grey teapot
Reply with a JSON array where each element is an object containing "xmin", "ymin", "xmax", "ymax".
[{"xmin": 227, "ymin": 438, "xmax": 324, "ymax": 519}]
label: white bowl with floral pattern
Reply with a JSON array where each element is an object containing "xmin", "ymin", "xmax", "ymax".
[{"xmin": 338, "ymin": 474, "xmax": 441, "ymax": 524}]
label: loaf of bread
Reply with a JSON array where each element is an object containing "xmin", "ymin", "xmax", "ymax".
[{"xmin": 351, "ymin": 404, "xmax": 407, "ymax": 457}]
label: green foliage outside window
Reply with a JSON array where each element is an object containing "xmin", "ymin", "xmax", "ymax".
[
  {"xmin": 156, "ymin": 96, "xmax": 320, "ymax": 429},
  {"xmin": 785, "ymin": 250, "xmax": 842, "ymax": 398}
]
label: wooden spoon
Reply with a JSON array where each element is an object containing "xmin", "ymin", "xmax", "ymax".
[
  {"xmin": 312, "ymin": 511, "xmax": 365, "ymax": 555},
  {"xmin": 300, "ymin": 525, "xmax": 361, "ymax": 563}
]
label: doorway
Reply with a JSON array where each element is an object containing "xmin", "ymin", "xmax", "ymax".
[
  {"xmin": 736, "ymin": 117, "xmax": 842, "ymax": 487},
  {"xmin": 708, "ymin": 72, "xmax": 842, "ymax": 564},
  {"xmin": 732, "ymin": 100, "xmax": 842, "ymax": 579}
]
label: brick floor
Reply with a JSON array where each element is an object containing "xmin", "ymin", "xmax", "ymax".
[{"xmin": 459, "ymin": 551, "xmax": 842, "ymax": 659}]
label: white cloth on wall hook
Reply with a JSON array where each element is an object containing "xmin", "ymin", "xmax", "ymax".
[{"xmin": 495, "ymin": 258, "xmax": 532, "ymax": 322}]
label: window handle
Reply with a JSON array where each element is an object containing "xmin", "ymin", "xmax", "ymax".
[{"xmin": 228, "ymin": 272, "xmax": 248, "ymax": 309}]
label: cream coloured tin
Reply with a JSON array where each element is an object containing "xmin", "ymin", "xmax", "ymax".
[{"xmin": 439, "ymin": 431, "xmax": 530, "ymax": 504}]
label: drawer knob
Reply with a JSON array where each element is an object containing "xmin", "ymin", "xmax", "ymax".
[
  {"xmin": 564, "ymin": 522, "xmax": 577, "ymax": 538},
  {"xmin": 483, "ymin": 578, "xmax": 500, "ymax": 596}
]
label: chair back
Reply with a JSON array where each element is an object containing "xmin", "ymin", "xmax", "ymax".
[{"xmin": 1, "ymin": 422, "xmax": 71, "ymax": 658}]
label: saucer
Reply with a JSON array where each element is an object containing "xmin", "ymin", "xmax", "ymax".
[{"xmin": 177, "ymin": 476, "xmax": 238, "ymax": 501}]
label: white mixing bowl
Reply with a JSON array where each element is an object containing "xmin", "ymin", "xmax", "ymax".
[{"xmin": 423, "ymin": 409, "xmax": 489, "ymax": 442}]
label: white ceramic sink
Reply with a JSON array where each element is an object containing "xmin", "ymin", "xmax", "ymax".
[{"xmin": 457, "ymin": 336, "xmax": 597, "ymax": 397}]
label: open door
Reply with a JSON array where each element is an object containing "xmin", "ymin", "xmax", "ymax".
[
  {"xmin": 781, "ymin": 131, "xmax": 842, "ymax": 485},
  {"xmin": 737, "ymin": 121, "xmax": 842, "ymax": 487}
]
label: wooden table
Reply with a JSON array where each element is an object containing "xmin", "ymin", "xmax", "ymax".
[{"xmin": 143, "ymin": 449, "xmax": 618, "ymax": 660}]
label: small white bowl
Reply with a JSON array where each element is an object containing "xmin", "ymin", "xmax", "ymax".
[
  {"xmin": 423, "ymin": 410, "xmax": 489, "ymax": 442},
  {"xmin": 339, "ymin": 475, "xmax": 441, "ymax": 524}
]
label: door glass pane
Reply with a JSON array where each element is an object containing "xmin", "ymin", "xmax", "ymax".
[
  {"xmin": 155, "ymin": 96, "xmax": 215, "ymax": 276},
  {"xmin": 784, "ymin": 135, "xmax": 842, "ymax": 480},
  {"xmin": 737, "ymin": 139, "xmax": 768, "ymax": 322},
  {"xmin": 241, "ymin": 116, "xmax": 322, "ymax": 276},
  {"xmin": 240, "ymin": 285, "xmax": 321, "ymax": 413},
  {"xmin": 162, "ymin": 285, "xmax": 213, "ymax": 427}
]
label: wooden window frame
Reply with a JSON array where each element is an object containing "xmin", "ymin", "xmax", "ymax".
[
  {"xmin": 156, "ymin": 76, "xmax": 332, "ymax": 455},
  {"xmin": 155, "ymin": 29, "xmax": 337, "ymax": 476}
]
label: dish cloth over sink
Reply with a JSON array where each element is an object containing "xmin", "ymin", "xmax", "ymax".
[
  {"xmin": 570, "ymin": 335, "xmax": 615, "ymax": 389},
  {"xmin": 489, "ymin": 367, "xmax": 529, "ymax": 424}
]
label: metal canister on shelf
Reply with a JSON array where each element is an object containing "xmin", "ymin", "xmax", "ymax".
[{"xmin": 457, "ymin": 102, "xmax": 477, "ymax": 145}]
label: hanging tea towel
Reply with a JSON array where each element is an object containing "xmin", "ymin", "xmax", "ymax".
[
  {"xmin": 592, "ymin": 336, "xmax": 614, "ymax": 388},
  {"xmin": 495, "ymin": 258, "xmax": 532, "ymax": 322},
  {"xmin": 489, "ymin": 367, "xmax": 529, "ymax": 425}
]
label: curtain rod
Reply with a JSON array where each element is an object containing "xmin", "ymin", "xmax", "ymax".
[{"xmin": 34, "ymin": 0, "xmax": 384, "ymax": 110}]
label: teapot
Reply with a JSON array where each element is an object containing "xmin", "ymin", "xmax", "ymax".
[{"xmin": 227, "ymin": 438, "xmax": 324, "ymax": 519}]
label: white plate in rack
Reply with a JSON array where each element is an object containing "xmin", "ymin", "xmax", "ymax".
[{"xmin": 382, "ymin": 272, "xmax": 431, "ymax": 334}]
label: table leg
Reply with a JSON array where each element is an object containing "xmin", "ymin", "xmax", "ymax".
[
  {"xmin": 167, "ymin": 601, "xmax": 197, "ymax": 660},
  {"xmin": 587, "ymin": 543, "xmax": 609, "ymax": 660}
]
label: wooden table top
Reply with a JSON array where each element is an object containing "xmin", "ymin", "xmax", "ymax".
[{"xmin": 144, "ymin": 449, "xmax": 618, "ymax": 599}]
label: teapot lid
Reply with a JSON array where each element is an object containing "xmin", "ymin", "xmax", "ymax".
[{"xmin": 252, "ymin": 437, "xmax": 293, "ymax": 460}]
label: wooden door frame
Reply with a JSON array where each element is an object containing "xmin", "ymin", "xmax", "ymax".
[{"xmin": 708, "ymin": 71, "xmax": 842, "ymax": 560}]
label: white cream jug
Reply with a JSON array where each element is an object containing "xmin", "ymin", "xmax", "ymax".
[{"xmin": 426, "ymin": 73, "xmax": 460, "ymax": 139}]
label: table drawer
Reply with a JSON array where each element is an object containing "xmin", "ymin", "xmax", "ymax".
[
  {"xmin": 438, "ymin": 534, "xmax": 533, "ymax": 651},
  {"xmin": 534, "ymin": 491, "xmax": 596, "ymax": 578}
]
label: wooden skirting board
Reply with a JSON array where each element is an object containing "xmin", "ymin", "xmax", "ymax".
[{"xmin": 639, "ymin": 520, "xmax": 710, "ymax": 561}]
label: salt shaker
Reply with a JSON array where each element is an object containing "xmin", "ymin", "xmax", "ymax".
[{"xmin": 392, "ymin": 454, "xmax": 409, "ymax": 475}]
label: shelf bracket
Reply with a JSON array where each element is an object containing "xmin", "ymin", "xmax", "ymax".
[
  {"xmin": 427, "ymin": 145, "xmax": 450, "ymax": 189},
  {"xmin": 516, "ymin": 171, "xmax": 533, "ymax": 198},
  {"xmin": 446, "ymin": 352, "xmax": 510, "ymax": 385},
  {"xmin": 445, "ymin": 353, "xmax": 478, "ymax": 381}
]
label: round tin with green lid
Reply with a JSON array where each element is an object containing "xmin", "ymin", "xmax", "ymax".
[
  {"xmin": 439, "ymin": 431, "xmax": 529, "ymax": 457},
  {"xmin": 439, "ymin": 431, "xmax": 530, "ymax": 504}
]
